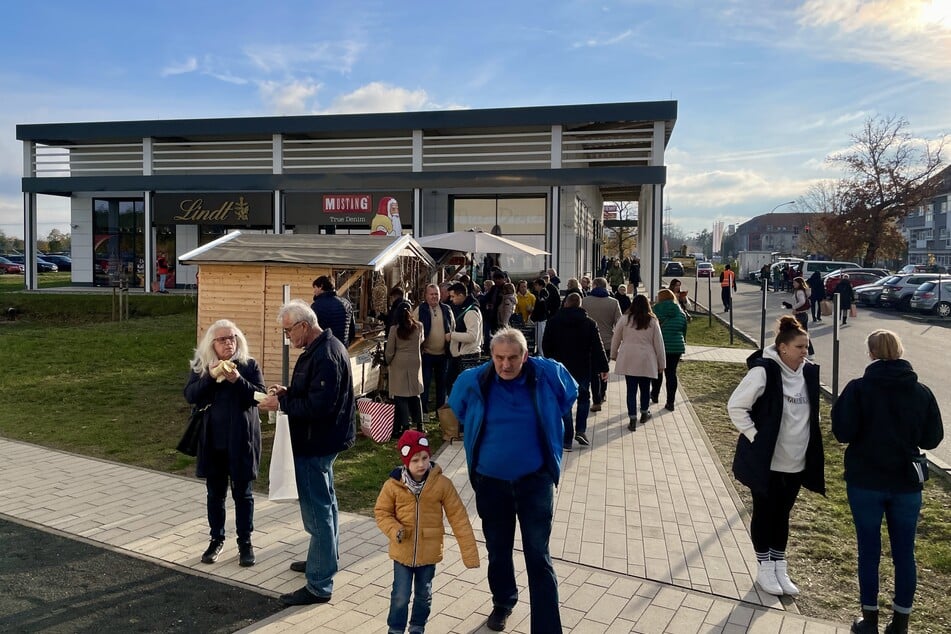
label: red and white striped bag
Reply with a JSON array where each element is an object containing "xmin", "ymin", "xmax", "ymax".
[{"xmin": 356, "ymin": 397, "xmax": 396, "ymax": 443}]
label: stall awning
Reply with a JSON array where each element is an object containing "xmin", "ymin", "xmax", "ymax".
[{"xmin": 178, "ymin": 232, "xmax": 436, "ymax": 271}]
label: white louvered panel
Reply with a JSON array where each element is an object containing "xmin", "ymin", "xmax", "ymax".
[
  {"xmin": 33, "ymin": 142, "xmax": 143, "ymax": 176},
  {"xmin": 561, "ymin": 128, "xmax": 654, "ymax": 166},
  {"xmin": 423, "ymin": 131, "xmax": 551, "ymax": 170},
  {"xmin": 153, "ymin": 139, "xmax": 272, "ymax": 174},
  {"xmin": 283, "ymin": 136, "xmax": 412, "ymax": 172}
]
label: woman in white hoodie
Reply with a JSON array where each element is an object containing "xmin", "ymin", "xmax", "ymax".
[{"xmin": 727, "ymin": 315, "xmax": 826, "ymax": 598}]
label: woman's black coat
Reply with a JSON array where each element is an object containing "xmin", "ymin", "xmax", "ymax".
[{"xmin": 184, "ymin": 359, "xmax": 265, "ymax": 481}]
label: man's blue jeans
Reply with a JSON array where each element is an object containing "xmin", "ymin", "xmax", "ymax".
[
  {"xmin": 387, "ymin": 561, "xmax": 436, "ymax": 634},
  {"xmin": 294, "ymin": 453, "xmax": 339, "ymax": 598},
  {"xmin": 563, "ymin": 378, "xmax": 590, "ymax": 445},
  {"xmin": 420, "ymin": 352, "xmax": 448, "ymax": 413},
  {"xmin": 472, "ymin": 469, "xmax": 561, "ymax": 633},
  {"xmin": 847, "ymin": 484, "xmax": 922, "ymax": 611}
]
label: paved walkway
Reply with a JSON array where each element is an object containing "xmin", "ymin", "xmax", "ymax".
[{"xmin": 0, "ymin": 346, "xmax": 848, "ymax": 633}]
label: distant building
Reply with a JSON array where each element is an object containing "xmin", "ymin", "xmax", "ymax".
[
  {"xmin": 732, "ymin": 212, "xmax": 811, "ymax": 257},
  {"xmin": 901, "ymin": 165, "xmax": 951, "ymax": 268}
]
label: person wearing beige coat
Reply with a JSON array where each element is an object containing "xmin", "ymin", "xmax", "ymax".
[
  {"xmin": 611, "ymin": 294, "xmax": 666, "ymax": 431},
  {"xmin": 386, "ymin": 306, "xmax": 425, "ymax": 436}
]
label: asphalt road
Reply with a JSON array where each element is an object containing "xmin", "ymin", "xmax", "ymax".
[
  {"xmin": 681, "ymin": 277, "xmax": 951, "ymax": 468},
  {"xmin": 0, "ymin": 516, "xmax": 284, "ymax": 633}
]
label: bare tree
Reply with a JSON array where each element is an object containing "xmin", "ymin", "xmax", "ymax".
[
  {"xmin": 603, "ymin": 200, "xmax": 637, "ymax": 258},
  {"xmin": 825, "ymin": 115, "xmax": 946, "ymax": 266}
]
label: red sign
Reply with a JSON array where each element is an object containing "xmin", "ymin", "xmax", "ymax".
[{"xmin": 322, "ymin": 194, "xmax": 371, "ymax": 213}]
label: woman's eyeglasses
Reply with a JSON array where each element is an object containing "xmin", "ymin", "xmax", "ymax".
[{"xmin": 214, "ymin": 335, "xmax": 237, "ymax": 344}]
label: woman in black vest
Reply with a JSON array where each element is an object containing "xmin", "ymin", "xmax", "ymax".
[{"xmin": 727, "ymin": 316, "xmax": 825, "ymax": 598}]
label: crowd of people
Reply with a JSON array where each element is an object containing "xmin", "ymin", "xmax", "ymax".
[{"xmin": 181, "ymin": 258, "xmax": 942, "ymax": 634}]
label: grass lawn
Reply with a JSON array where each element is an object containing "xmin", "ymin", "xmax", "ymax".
[{"xmin": 0, "ymin": 292, "xmax": 437, "ymax": 516}]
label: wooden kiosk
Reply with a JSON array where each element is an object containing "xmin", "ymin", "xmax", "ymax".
[{"xmin": 179, "ymin": 232, "xmax": 435, "ymax": 395}]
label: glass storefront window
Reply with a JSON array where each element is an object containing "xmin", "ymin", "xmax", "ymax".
[
  {"xmin": 451, "ymin": 196, "xmax": 547, "ymax": 279},
  {"xmin": 93, "ymin": 198, "xmax": 145, "ymax": 287}
]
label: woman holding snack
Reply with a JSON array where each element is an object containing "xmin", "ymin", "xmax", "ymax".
[{"xmin": 184, "ymin": 319, "xmax": 265, "ymax": 568}]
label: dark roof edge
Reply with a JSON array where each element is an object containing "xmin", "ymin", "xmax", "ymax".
[
  {"xmin": 17, "ymin": 101, "xmax": 677, "ymax": 142},
  {"xmin": 21, "ymin": 166, "xmax": 667, "ymax": 194}
]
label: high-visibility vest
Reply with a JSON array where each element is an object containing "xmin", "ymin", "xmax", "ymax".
[{"xmin": 720, "ymin": 270, "xmax": 735, "ymax": 288}]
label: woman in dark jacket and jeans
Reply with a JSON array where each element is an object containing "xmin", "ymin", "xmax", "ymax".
[
  {"xmin": 184, "ymin": 319, "xmax": 265, "ymax": 567},
  {"xmin": 831, "ymin": 330, "xmax": 943, "ymax": 634}
]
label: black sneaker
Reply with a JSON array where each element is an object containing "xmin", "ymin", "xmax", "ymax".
[
  {"xmin": 201, "ymin": 538, "xmax": 224, "ymax": 564},
  {"xmin": 650, "ymin": 395, "xmax": 659, "ymax": 404},
  {"xmin": 238, "ymin": 541, "xmax": 255, "ymax": 567},
  {"xmin": 486, "ymin": 606, "xmax": 512, "ymax": 632},
  {"xmin": 628, "ymin": 417, "xmax": 637, "ymax": 431},
  {"xmin": 589, "ymin": 403, "xmax": 602, "ymax": 412},
  {"xmin": 289, "ymin": 560, "xmax": 307, "ymax": 573},
  {"xmin": 280, "ymin": 586, "xmax": 331, "ymax": 606},
  {"xmin": 664, "ymin": 402, "xmax": 675, "ymax": 412},
  {"xmin": 575, "ymin": 432, "xmax": 590, "ymax": 446},
  {"xmin": 640, "ymin": 410, "xmax": 652, "ymax": 423}
]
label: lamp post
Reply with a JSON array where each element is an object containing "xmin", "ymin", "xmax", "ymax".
[{"xmin": 769, "ymin": 200, "xmax": 796, "ymax": 214}]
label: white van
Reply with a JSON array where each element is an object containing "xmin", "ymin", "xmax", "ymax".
[{"xmin": 797, "ymin": 260, "xmax": 860, "ymax": 278}]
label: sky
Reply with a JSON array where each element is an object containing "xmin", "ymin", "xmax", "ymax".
[{"xmin": 1, "ymin": 0, "xmax": 949, "ymax": 240}]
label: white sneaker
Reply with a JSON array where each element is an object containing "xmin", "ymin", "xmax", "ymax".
[
  {"xmin": 774, "ymin": 560, "xmax": 800, "ymax": 596},
  {"xmin": 756, "ymin": 561, "xmax": 783, "ymax": 595}
]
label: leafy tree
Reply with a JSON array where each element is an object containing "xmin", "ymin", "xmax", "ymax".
[
  {"xmin": 46, "ymin": 229, "xmax": 70, "ymax": 253},
  {"xmin": 824, "ymin": 115, "xmax": 945, "ymax": 266},
  {"xmin": 693, "ymin": 229, "xmax": 713, "ymax": 259}
]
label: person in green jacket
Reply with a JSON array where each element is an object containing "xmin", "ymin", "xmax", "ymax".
[
  {"xmin": 650, "ymin": 288, "xmax": 688, "ymax": 410},
  {"xmin": 606, "ymin": 258, "xmax": 626, "ymax": 294}
]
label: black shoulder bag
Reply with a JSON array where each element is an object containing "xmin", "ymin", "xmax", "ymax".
[{"xmin": 177, "ymin": 404, "xmax": 210, "ymax": 456}]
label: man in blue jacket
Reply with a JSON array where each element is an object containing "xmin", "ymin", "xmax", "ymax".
[
  {"xmin": 448, "ymin": 327, "xmax": 577, "ymax": 633},
  {"xmin": 259, "ymin": 299, "xmax": 355, "ymax": 606},
  {"xmin": 311, "ymin": 275, "xmax": 356, "ymax": 346}
]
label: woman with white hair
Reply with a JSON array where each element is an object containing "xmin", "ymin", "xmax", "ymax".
[{"xmin": 184, "ymin": 319, "xmax": 266, "ymax": 568}]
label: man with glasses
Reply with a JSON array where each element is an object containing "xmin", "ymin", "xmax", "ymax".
[{"xmin": 258, "ymin": 299, "xmax": 355, "ymax": 606}]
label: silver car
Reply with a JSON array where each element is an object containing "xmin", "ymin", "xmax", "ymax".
[
  {"xmin": 880, "ymin": 273, "xmax": 949, "ymax": 311},
  {"xmin": 910, "ymin": 280, "xmax": 951, "ymax": 317}
]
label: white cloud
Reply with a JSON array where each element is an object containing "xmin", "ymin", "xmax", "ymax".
[
  {"xmin": 796, "ymin": 0, "xmax": 951, "ymax": 80},
  {"xmin": 572, "ymin": 29, "xmax": 634, "ymax": 48},
  {"xmin": 160, "ymin": 57, "xmax": 198, "ymax": 77},
  {"xmin": 244, "ymin": 40, "xmax": 365, "ymax": 75},
  {"xmin": 258, "ymin": 79, "xmax": 321, "ymax": 115},
  {"xmin": 320, "ymin": 82, "xmax": 431, "ymax": 114}
]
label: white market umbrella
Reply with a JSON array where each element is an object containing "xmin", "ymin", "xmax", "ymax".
[{"xmin": 415, "ymin": 229, "xmax": 549, "ymax": 256}]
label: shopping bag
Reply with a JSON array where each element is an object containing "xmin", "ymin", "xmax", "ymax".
[
  {"xmin": 849, "ymin": 305, "xmax": 858, "ymax": 318},
  {"xmin": 268, "ymin": 412, "xmax": 298, "ymax": 502},
  {"xmin": 356, "ymin": 397, "xmax": 396, "ymax": 443},
  {"xmin": 820, "ymin": 299, "xmax": 833, "ymax": 316},
  {"xmin": 437, "ymin": 404, "xmax": 462, "ymax": 442}
]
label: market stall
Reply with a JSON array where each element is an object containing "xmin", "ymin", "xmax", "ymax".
[{"xmin": 179, "ymin": 232, "xmax": 435, "ymax": 395}]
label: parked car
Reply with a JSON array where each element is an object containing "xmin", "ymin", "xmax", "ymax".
[
  {"xmin": 899, "ymin": 263, "xmax": 948, "ymax": 274},
  {"xmin": 0, "ymin": 256, "xmax": 25, "ymax": 274},
  {"xmin": 41, "ymin": 254, "xmax": 72, "ymax": 271},
  {"xmin": 854, "ymin": 276, "xmax": 902, "ymax": 307},
  {"xmin": 880, "ymin": 273, "xmax": 949, "ymax": 311},
  {"xmin": 1, "ymin": 254, "xmax": 58, "ymax": 273},
  {"xmin": 696, "ymin": 262, "xmax": 714, "ymax": 278},
  {"xmin": 822, "ymin": 271, "xmax": 886, "ymax": 297},
  {"xmin": 910, "ymin": 280, "xmax": 951, "ymax": 317},
  {"xmin": 663, "ymin": 261, "xmax": 684, "ymax": 276}
]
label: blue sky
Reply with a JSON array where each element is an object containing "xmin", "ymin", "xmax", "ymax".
[{"xmin": 1, "ymin": 0, "xmax": 949, "ymax": 239}]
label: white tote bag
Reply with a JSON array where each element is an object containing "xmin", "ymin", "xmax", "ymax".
[{"xmin": 268, "ymin": 412, "xmax": 299, "ymax": 502}]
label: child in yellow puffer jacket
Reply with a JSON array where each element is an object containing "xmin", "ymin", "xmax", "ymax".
[{"xmin": 374, "ymin": 430, "xmax": 480, "ymax": 633}]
